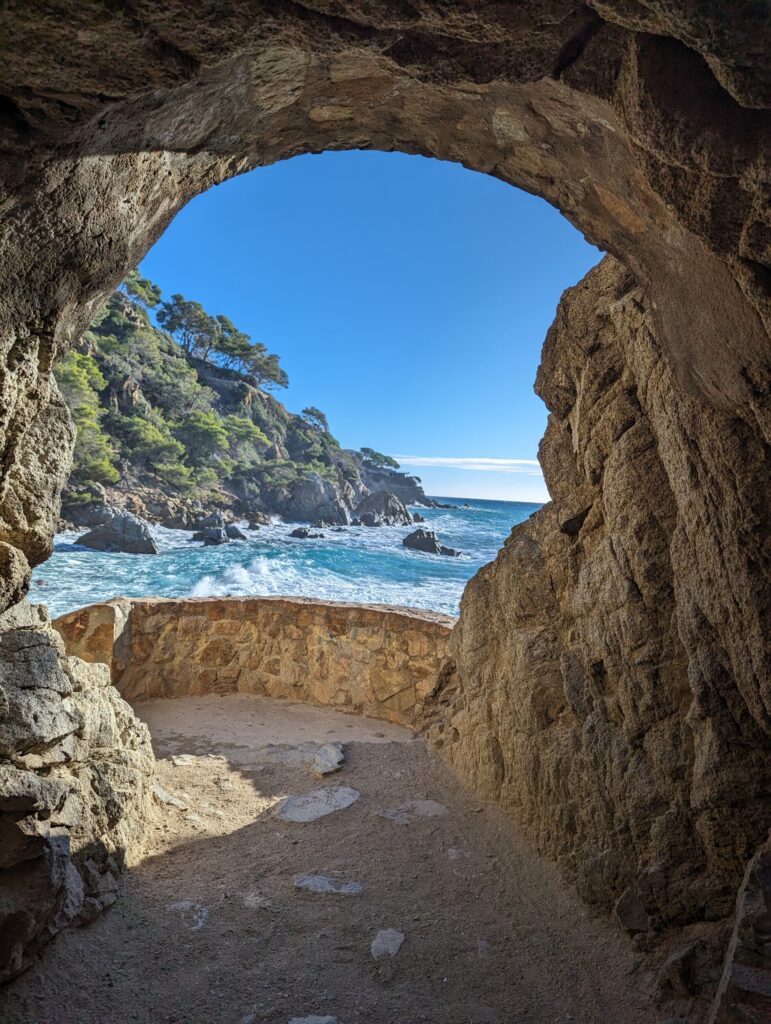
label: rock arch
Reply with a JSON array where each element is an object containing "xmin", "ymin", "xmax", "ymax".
[{"xmin": 1, "ymin": 1, "xmax": 768, "ymax": 1007}]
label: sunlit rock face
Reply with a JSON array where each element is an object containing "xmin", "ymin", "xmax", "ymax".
[
  {"xmin": 0, "ymin": 601, "xmax": 154, "ymax": 982},
  {"xmin": 0, "ymin": 0, "xmax": 768, "ymax": 998},
  {"xmin": 428, "ymin": 257, "xmax": 770, "ymax": 938}
]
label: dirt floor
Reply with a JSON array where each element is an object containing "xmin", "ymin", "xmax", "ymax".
[{"xmin": 3, "ymin": 694, "xmax": 655, "ymax": 1024}]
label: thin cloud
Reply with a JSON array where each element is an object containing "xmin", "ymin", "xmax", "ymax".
[{"xmin": 393, "ymin": 455, "xmax": 544, "ymax": 476}]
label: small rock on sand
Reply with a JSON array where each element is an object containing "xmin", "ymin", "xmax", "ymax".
[
  {"xmin": 371, "ymin": 929, "xmax": 405, "ymax": 959},
  {"xmin": 275, "ymin": 786, "xmax": 360, "ymax": 823},
  {"xmin": 313, "ymin": 741, "xmax": 345, "ymax": 776},
  {"xmin": 153, "ymin": 784, "xmax": 188, "ymax": 810},
  {"xmin": 293, "ymin": 874, "xmax": 362, "ymax": 895},
  {"xmin": 166, "ymin": 900, "xmax": 208, "ymax": 930}
]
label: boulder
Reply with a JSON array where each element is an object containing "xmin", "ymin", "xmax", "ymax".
[
  {"xmin": 193, "ymin": 510, "xmax": 226, "ymax": 529},
  {"xmin": 412, "ymin": 512, "xmax": 426, "ymax": 523},
  {"xmin": 354, "ymin": 491, "xmax": 412, "ymax": 527},
  {"xmin": 272, "ymin": 473, "xmax": 350, "ymax": 526},
  {"xmin": 403, "ymin": 528, "xmax": 461, "ymax": 557},
  {"xmin": 190, "ymin": 527, "xmax": 228, "ymax": 545},
  {"xmin": 225, "ymin": 524, "xmax": 247, "ymax": 541},
  {"xmin": 290, "ymin": 528, "xmax": 324, "ymax": 540},
  {"xmin": 76, "ymin": 511, "xmax": 158, "ymax": 555},
  {"xmin": 313, "ymin": 742, "xmax": 345, "ymax": 776}
]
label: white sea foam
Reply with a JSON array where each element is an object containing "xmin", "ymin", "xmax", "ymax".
[{"xmin": 36, "ymin": 499, "xmax": 541, "ymax": 619}]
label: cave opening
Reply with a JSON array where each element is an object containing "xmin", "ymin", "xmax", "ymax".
[
  {"xmin": 37, "ymin": 148, "xmax": 602, "ymax": 621},
  {"xmin": 1, "ymin": 6, "xmax": 768, "ymax": 1022}
]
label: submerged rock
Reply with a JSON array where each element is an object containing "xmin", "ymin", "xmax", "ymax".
[
  {"xmin": 274, "ymin": 786, "xmax": 360, "ymax": 823},
  {"xmin": 76, "ymin": 510, "xmax": 158, "ymax": 554},
  {"xmin": 290, "ymin": 527, "xmax": 324, "ymax": 539},
  {"xmin": 403, "ymin": 528, "xmax": 460, "ymax": 557},
  {"xmin": 247, "ymin": 511, "xmax": 272, "ymax": 528}
]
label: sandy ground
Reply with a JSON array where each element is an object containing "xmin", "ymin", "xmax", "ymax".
[{"xmin": 3, "ymin": 694, "xmax": 655, "ymax": 1024}]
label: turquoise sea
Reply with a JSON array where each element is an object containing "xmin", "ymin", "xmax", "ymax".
[{"xmin": 32, "ymin": 498, "xmax": 543, "ymax": 620}]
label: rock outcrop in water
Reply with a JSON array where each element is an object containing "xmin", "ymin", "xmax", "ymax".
[
  {"xmin": 0, "ymin": 2, "xmax": 769, "ymax": 1012},
  {"xmin": 403, "ymin": 529, "xmax": 461, "ymax": 557},
  {"xmin": 354, "ymin": 491, "xmax": 413, "ymax": 527},
  {"xmin": 76, "ymin": 509, "xmax": 158, "ymax": 555}
]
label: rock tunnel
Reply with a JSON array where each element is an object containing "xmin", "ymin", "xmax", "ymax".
[{"xmin": 0, "ymin": 3, "xmax": 769, "ymax": 1020}]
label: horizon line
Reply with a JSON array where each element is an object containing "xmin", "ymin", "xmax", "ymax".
[{"xmin": 392, "ymin": 455, "xmax": 543, "ymax": 475}]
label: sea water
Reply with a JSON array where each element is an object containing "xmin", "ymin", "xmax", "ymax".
[{"xmin": 31, "ymin": 498, "xmax": 543, "ymax": 620}]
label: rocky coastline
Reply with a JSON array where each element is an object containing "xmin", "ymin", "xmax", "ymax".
[{"xmin": 58, "ymin": 470, "xmax": 463, "ymax": 555}]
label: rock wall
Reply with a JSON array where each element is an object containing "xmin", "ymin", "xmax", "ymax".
[
  {"xmin": 426, "ymin": 257, "xmax": 770, "ymax": 976},
  {"xmin": 54, "ymin": 597, "xmax": 454, "ymax": 727},
  {"xmin": 707, "ymin": 832, "xmax": 771, "ymax": 1023},
  {"xmin": 0, "ymin": 600, "xmax": 155, "ymax": 983}
]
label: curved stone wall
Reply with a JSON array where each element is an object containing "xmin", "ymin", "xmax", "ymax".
[{"xmin": 54, "ymin": 597, "xmax": 454, "ymax": 727}]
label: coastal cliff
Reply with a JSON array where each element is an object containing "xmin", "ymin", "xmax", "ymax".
[{"xmin": 57, "ymin": 284, "xmax": 430, "ymax": 531}]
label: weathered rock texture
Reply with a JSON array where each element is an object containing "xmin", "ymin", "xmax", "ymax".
[
  {"xmin": 54, "ymin": 597, "xmax": 453, "ymax": 726},
  {"xmin": 0, "ymin": 1, "xmax": 769, "ymax": 1011},
  {"xmin": 426, "ymin": 257, "xmax": 770, "ymax": 1014},
  {"xmin": 0, "ymin": 600, "xmax": 155, "ymax": 982},
  {"xmin": 708, "ymin": 832, "xmax": 771, "ymax": 1023}
]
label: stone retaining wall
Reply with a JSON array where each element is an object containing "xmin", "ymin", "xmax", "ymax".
[{"xmin": 53, "ymin": 597, "xmax": 454, "ymax": 727}]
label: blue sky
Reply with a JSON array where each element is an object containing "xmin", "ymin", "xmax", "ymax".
[{"xmin": 140, "ymin": 151, "xmax": 600, "ymax": 501}]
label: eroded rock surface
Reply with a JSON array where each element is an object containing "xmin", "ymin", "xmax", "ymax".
[
  {"xmin": 708, "ymin": 833, "xmax": 771, "ymax": 1023},
  {"xmin": 0, "ymin": 601, "xmax": 155, "ymax": 982},
  {"xmin": 426, "ymin": 257, "xmax": 770, "ymax": 1009}
]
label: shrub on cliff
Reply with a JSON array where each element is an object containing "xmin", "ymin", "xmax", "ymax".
[
  {"xmin": 55, "ymin": 351, "xmax": 119, "ymax": 485},
  {"xmin": 55, "ymin": 274, "xmax": 345, "ymax": 506}
]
